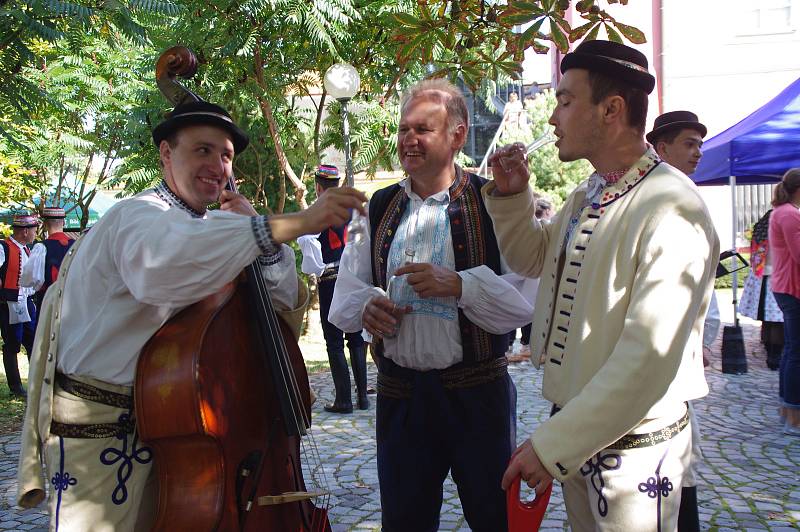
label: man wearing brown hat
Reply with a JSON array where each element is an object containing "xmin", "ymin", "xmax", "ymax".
[
  {"xmin": 647, "ymin": 111, "xmax": 707, "ymax": 177},
  {"xmin": 648, "ymin": 111, "xmax": 720, "ymax": 532},
  {"xmin": 22, "ymin": 207, "xmax": 75, "ymax": 311},
  {"xmin": 1, "ymin": 213, "xmax": 40, "ymax": 397},
  {"xmin": 485, "ymin": 40, "xmax": 719, "ymax": 530},
  {"xmin": 16, "ymin": 100, "xmax": 366, "ymax": 530}
]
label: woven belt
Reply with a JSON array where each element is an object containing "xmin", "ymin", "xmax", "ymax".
[
  {"xmin": 377, "ymin": 357, "xmax": 508, "ymax": 399},
  {"xmin": 51, "ymin": 373, "xmax": 135, "ymax": 439},
  {"xmin": 319, "ymin": 266, "xmax": 338, "ymax": 282},
  {"xmin": 550, "ymin": 403, "xmax": 690, "ymax": 450}
]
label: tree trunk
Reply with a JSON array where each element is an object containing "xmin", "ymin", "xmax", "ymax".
[{"xmin": 253, "ymin": 46, "xmax": 308, "ymax": 210}]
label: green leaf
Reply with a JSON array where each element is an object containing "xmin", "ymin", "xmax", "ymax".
[
  {"xmin": 392, "ymin": 12, "xmax": 423, "ymax": 28},
  {"xmin": 569, "ymin": 20, "xmax": 595, "ymax": 41},
  {"xmin": 613, "ymin": 21, "xmax": 647, "ymax": 44},
  {"xmin": 604, "ymin": 23, "xmax": 623, "ymax": 43},
  {"xmin": 549, "ymin": 24, "xmax": 569, "ymax": 53},
  {"xmin": 584, "ymin": 22, "xmax": 601, "ymax": 41}
]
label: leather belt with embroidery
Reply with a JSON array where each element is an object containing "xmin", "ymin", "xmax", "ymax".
[
  {"xmin": 550, "ymin": 403, "xmax": 690, "ymax": 450},
  {"xmin": 50, "ymin": 373, "xmax": 135, "ymax": 439}
]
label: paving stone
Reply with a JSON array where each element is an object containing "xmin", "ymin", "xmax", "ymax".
[{"xmin": 1, "ymin": 322, "xmax": 799, "ymax": 530}]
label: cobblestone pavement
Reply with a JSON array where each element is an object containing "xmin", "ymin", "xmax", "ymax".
[{"xmin": 1, "ymin": 322, "xmax": 798, "ymax": 531}]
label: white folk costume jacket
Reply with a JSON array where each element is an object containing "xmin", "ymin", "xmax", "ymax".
[
  {"xmin": 17, "ymin": 183, "xmax": 307, "ymax": 509},
  {"xmin": 483, "ymin": 148, "xmax": 720, "ymax": 482}
]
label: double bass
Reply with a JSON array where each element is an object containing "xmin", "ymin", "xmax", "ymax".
[{"xmin": 135, "ymin": 46, "xmax": 331, "ymax": 531}]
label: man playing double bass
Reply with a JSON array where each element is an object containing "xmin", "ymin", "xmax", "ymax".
[{"xmin": 16, "ymin": 100, "xmax": 366, "ymax": 530}]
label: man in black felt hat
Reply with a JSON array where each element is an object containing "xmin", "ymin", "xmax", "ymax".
[
  {"xmin": 17, "ymin": 99, "xmax": 367, "ymax": 529},
  {"xmin": 484, "ymin": 39, "xmax": 719, "ymax": 530}
]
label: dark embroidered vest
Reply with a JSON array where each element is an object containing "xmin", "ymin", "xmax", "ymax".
[
  {"xmin": 0, "ymin": 239, "xmax": 23, "ymax": 302},
  {"xmin": 318, "ymin": 224, "xmax": 347, "ymax": 264},
  {"xmin": 368, "ymin": 167, "xmax": 509, "ymax": 365},
  {"xmin": 41, "ymin": 233, "xmax": 75, "ymax": 293}
]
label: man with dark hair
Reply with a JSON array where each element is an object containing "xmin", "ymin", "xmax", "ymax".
[
  {"xmin": 1, "ymin": 213, "xmax": 40, "ymax": 397},
  {"xmin": 647, "ymin": 110, "xmax": 718, "ymax": 532},
  {"xmin": 647, "ymin": 111, "xmax": 706, "ymax": 177},
  {"xmin": 486, "ymin": 40, "xmax": 719, "ymax": 530},
  {"xmin": 329, "ymin": 78, "xmax": 533, "ymax": 531},
  {"xmin": 16, "ymin": 99, "xmax": 366, "ymax": 530},
  {"xmin": 298, "ymin": 164, "xmax": 369, "ymax": 413}
]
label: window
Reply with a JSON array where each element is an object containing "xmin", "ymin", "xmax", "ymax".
[{"xmin": 738, "ymin": 0, "xmax": 795, "ymax": 35}]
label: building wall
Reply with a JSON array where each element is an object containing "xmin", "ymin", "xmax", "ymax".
[{"xmin": 661, "ymin": 0, "xmax": 800, "ymax": 248}]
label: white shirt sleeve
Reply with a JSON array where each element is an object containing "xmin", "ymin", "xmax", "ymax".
[
  {"xmin": 21, "ymin": 243, "xmax": 46, "ymax": 290},
  {"xmin": 329, "ymin": 212, "xmax": 383, "ymax": 335},
  {"xmin": 457, "ymin": 265, "xmax": 535, "ymax": 334},
  {"xmin": 258, "ymin": 244, "xmax": 300, "ymax": 311},
  {"xmin": 112, "ymin": 198, "xmax": 270, "ymax": 308},
  {"xmin": 296, "ymin": 234, "xmax": 325, "ymax": 276}
]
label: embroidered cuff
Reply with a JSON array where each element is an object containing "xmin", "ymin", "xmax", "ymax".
[
  {"xmin": 251, "ymin": 215, "xmax": 281, "ymax": 259},
  {"xmin": 257, "ymin": 249, "xmax": 284, "ymax": 267}
]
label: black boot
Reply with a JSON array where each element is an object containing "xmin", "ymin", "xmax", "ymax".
[
  {"xmin": 3, "ymin": 350, "xmax": 26, "ymax": 398},
  {"xmin": 677, "ymin": 486, "xmax": 700, "ymax": 532},
  {"xmin": 324, "ymin": 349, "xmax": 353, "ymax": 414},
  {"xmin": 766, "ymin": 344, "xmax": 782, "ymax": 370},
  {"xmin": 350, "ymin": 345, "xmax": 369, "ymax": 410}
]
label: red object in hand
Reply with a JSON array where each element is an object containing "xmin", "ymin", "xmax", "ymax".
[{"xmin": 507, "ymin": 476, "xmax": 552, "ymax": 532}]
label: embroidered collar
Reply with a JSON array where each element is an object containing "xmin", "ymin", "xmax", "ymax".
[
  {"xmin": 154, "ymin": 180, "xmax": 205, "ymax": 218},
  {"xmin": 592, "ymin": 147, "xmax": 662, "ymax": 209},
  {"xmin": 599, "ymin": 168, "xmax": 629, "ymax": 184}
]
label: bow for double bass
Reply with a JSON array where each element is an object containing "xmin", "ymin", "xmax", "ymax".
[{"xmin": 136, "ymin": 46, "xmax": 331, "ymax": 531}]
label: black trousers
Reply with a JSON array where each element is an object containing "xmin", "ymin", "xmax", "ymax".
[
  {"xmin": 0, "ymin": 298, "xmax": 36, "ymax": 389},
  {"xmin": 318, "ymin": 276, "xmax": 365, "ymax": 403},
  {"xmin": 377, "ymin": 368, "xmax": 516, "ymax": 532}
]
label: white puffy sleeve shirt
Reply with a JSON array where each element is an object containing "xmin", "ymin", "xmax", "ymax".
[
  {"xmin": 56, "ymin": 188, "xmax": 298, "ymax": 385},
  {"xmin": 328, "ymin": 180, "xmax": 534, "ymax": 371}
]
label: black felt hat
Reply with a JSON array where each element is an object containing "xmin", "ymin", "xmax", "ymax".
[
  {"xmin": 561, "ymin": 39, "xmax": 655, "ymax": 94},
  {"xmin": 646, "ymin": 111, "xmax": 707, "ymax": 144},
  {"xmin": 152, "ymin": 100, "xmax": 249, "ymax": 154}
]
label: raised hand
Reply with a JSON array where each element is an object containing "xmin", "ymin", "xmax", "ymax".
[
  {"xmin": 269, "ymin": 187, "xmax": 367, "ymax": 243},
  {"xmin": 488, "ymin": 142, "xmax": 530, "ymax": 196},
  {"xmin": 303, "ymin": 187, "xmax": 368, "ymax": 233}
]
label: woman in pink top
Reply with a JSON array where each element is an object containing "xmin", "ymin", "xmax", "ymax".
[{"xmin": 769, "ymin": 168, "xmax": 800, "ymax": 435}]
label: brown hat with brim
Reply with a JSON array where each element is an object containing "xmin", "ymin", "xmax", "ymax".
[{"xmin": 646, "ymin": 111, "xmax": 707, "ymax": 144}]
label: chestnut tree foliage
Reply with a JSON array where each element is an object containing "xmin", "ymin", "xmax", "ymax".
[{"xmin": 1, "ymin": 0, "xmax": 642, "ymax": 220}]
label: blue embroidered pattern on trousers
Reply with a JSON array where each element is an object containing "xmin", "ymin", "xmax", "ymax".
[
  {"xmin": 99, "ymin": 412, "xmax": 152, "ymax": 505},
  {"xmin": 51, "ymin": 436, "xmax": 77, "ymax": 531}
]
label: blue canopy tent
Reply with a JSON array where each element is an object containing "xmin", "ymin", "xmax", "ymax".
[
  {"xmin": 690, "ymin": 76, "xmax": 800, "ymax": 330},
  {"xmin": 692, "ymin": 76, "xmax": 800, "ymax": 186}
]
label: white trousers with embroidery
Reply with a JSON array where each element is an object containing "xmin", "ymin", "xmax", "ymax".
[
  {"xmin": 562, "ymin": 411, "xmax": 692, "ymax": 532},
  {"xmin": 43, "ymin": 379, "xmax": 155, "ymax": 532}
]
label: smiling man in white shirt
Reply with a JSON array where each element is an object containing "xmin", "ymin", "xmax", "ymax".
[
  {"xmin": 329, "ymin": 78, "xmax": 533, "ymax": 532},
  {"xmin": 16, "ymin": 100, "xmax": 366, "ymax": 531}
]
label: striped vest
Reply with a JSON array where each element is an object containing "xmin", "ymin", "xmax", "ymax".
[{"xmin": 368, "ymin": 167, "xmax": 509, "ymax": 365}]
